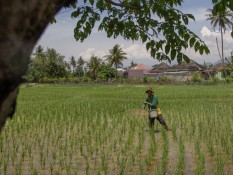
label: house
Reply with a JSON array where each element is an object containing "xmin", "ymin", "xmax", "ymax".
[
  {"xmin": 151, "ymin": 62, "xmax": 170, "ymax": 72},
  {"xmin": 128, "ymin": 64, "xmax": 151, "ymax": 78},
  {"xmin": 207, "ymin": 63, "xmax": 228, "ymax": 79},
  {"xmin": 146, "ymin": 62, "xmax": 170, "ymax": 79},
  {"xmin": 146, "ymin": 60, "xmax": 205, "ymax": 81}
]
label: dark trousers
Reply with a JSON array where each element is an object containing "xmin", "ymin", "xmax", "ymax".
[{"xmin": 149, "ymin": 114, "xmax": 168, "ymax": 130}]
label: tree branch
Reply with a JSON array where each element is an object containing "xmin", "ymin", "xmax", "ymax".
[{"xmin": 104, "ymin": 0, "xmax": 141, "ymax": 10}]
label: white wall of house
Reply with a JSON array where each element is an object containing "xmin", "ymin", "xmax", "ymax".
[{"xmin": 145, "ymin": 71, "xmax": 192, "ymax": 81}]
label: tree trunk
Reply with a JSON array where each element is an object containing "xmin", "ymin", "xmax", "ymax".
[
  {"xmin": 0, "ymin": 0, "xmax": 73, "ymax": 131},
  {"xmin": 115, "ymin": 64, "xmax": 117, "ymax": 79},
  {"xmin": 220, "ymin": 27, "xmax": 226, "ymax": 77}
]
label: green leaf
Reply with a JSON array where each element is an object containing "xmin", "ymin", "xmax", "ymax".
[
  {"xmin": 165, "ymin": 44, "xmax": 170, "ymax": 54},
  {"xmin": 171, "ymin": 49, "xmax": 176, "ymax": 60},
  {"xmin": 146, "ymin": 42, "xmax": 151, "ymax": 50},
  {"xmin": 186, "ymin": 14, "xmax": 195, "ymax": 21},
  {"xmin": 199, "ymin": 46, "xmax": 204, "ymax": 55},
  {"xmin": 89, "ymin": 18, "xmax": 95, "ymax": 27},
  {"xmin": 177, "ymin": 53, "xmax": 182, "ymax": 64},
  {"xmin": 151, "ymin": 49, "xmax": 156, "ymax": 58},
  {"xmin": 96, "ymin": 0, "xmax": 104, "ymax": 10},
  {"xmin": 89, "ymin": 0, "xmax": 94, "ymax": 5},
  {"xmin": 204, "ymin": 46, "xmax": 210, "ymax": 54},
  {"xmin": 71, "ymin": 11, "xmax": 78, "ymax": 18},
  {"xmin": 230, "ymin": 1, "xmax": 233, "ymax": 11},
  {"xmin": 141, "ymin": 33, "xmax": 147, "ymax": 43},
  {"xmin": 189, "ymin": 37, "xmax": 196, "ymax": 47},
  {"xmin": 183, "ymin": 54, "xmax": 190, "ymax": 63},
  {"xmin": 178, "ymin": 28, "xmax": 184, "ymax": 37},
  {"xmin": 70, "ymin": 2, "xmax": 76, "ymax": 8},
  {"xmin": 194, "ymin": 42, "xmax": 200, "ymax": 52},
  {"xmin": 50, "ymin": 17, "xmax": 56, "ymax": 24},
  {"xmin": 184, "ymin": 33, "xmax": 190, "ymax": 41},
  {"xmin": 182, "ymin": 15, "xmax": 189, "ymax": 25}
]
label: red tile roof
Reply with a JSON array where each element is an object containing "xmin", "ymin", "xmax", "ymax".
[{"xmin": 129, "ymin": 64, "xmax": 151, "ymax": 70}]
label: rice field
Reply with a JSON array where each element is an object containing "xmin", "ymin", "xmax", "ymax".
[{"xmin": 0, "ymin": 84, "xmax": 233, "ymax": 175}]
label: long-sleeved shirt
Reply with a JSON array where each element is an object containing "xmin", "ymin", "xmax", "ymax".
[{"xmin": 144, "ymin": 95, "xmax": 162, "ymax": 115}]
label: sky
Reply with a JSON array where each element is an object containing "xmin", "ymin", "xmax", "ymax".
[{"xmin": 37, "ymin": 0, "xmax": 233, "ymax": 67}]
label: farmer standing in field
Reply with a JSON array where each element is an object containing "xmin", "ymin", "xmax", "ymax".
[{"xmin": 143, "ymin": 87, "xmax": 170, "ymax": 131}]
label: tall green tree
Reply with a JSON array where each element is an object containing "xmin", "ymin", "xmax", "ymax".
[
  {"xmin": 206, "ymin": 7, "xmax": 233, "ymax": 64},
  {"xmin": 87, "ymin": 55, "xmax": 102, "ymax": 80},
  {"xmin": 77, "ymin": 56, "xmax": 85, "ymax": 71},
  {"xmin": 33, "ymin": 45, "xmax": 44, "ymax": 58},
  {"xmin": 105, "ymin": 44, "xmax": 127, "ymax": 78},
  {"xmin": 77, "ymin": 56, "xmax": 85, "ymax": 67},
  {"xmin": 45, "ymin": 48, "xmax": 67, "ymax": 78},
  {"xmin": 98, "ymin": 63, "xmax": 116, "ymax": 81},
  {"xmin": 69, "ymin": 56, "xmax": 77, "ymax": 73},
  {"xmin": 26, "ymin": 47, "xmax": 68, "ymax": 82},
  {"xmin": 75, "ymin": 56, "xmax": 85, "ymax": 77},
  {"xmin": 26, "ymin": 46, "xmax": 47, "ymax": 82}
]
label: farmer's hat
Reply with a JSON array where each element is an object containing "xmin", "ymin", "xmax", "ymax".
[{"xmin": 145, "ymin": 87, "xmax": 154, "ymax": 93}]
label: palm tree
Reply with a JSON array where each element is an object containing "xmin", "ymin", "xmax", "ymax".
[
  {"xmin": 206, "ymin": 8, "xmax": 233, "ymax": 64},
  {"xmin": 77, "ymin": 56, "xmax": 85, "ymax": 67},
  {"xmin": 87, "ymin": 55, "xmax": 102, "ymax": 80},
  {"xmin": 69, "ymin": 56, "xmax": 76, "ymax": 73},
  {"xmin": 104, "ymin": 44, "xmax": 127, "ymax": 79}
]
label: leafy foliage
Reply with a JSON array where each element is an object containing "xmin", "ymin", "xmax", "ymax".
[
  {"xmin": 97, "ymin": 63, "xmax": 116, "ymax": 80},
  {"xmin": 26, "ymin": 46, "xmax": 69, "ymax": 82},
  {"xmin": 70, "ymin": 0, "xmax": 210, "ymax": 63},
  {"xmin": 212, "ymin": 0, "xmax": 233, "ymax": 12},
  {"xmin": 211, "ymin": 0, "xmax": 233, "ymax": 38},
  {"xmin": 191, "ymin": 72, "xmax": 202, "ymax": 83},
  {"xmin": 69, "ymin": 56, "xmax": 77, "ymax": 73},
  {"xmin": 206, "ymin": 8, "xmax": 233, "ymax": 34},
  {"xmin": 86, "ymin": 54, "xmax": 102, "ymax": 80},
  {"xmin": 104, "ymin": 44, "xmax": 127, "ymax": 78}
]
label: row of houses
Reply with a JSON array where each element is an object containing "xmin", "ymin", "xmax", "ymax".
[{"xmin": 126, "ymin": 60, "xmax": 226, "ymax": 81}]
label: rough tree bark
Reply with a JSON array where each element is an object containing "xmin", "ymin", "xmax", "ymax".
[{"xmin": 0, "ymin": 0, "xmax": 74, "ymax": 131}]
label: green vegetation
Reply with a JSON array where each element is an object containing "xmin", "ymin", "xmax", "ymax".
[
  {"xmin": 104, "ymin": 44, "xmax": 127, "ymax": 79},
  {"xmin": 0, "ymin": 84, "xmax": 233, "ymax": 174},
  {"xmin": 25, "ymin": 46, "xmax": 117, "ymax": 83}
]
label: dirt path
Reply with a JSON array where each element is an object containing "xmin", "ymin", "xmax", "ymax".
[
  {"xmin": 166, "ymin": 135, "xmax": 179, "ymax": 175},
  {"xmin": 184, "ymin": 142, "xmax": 195, "ymax": 175}
]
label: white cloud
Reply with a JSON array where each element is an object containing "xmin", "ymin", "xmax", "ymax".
[
  {"xmin": 182, "ymin": 26, "xmax": 233, "ymax": 64},
  {"xmin": 123, "ymin": 44, "xmax": 151, "ymax": 59},
  {"xmin": 79, "ymin": 48, "xmax": 106, "ymax": 60},
  {"xmin": 201, "ymin": 26, "xmax": 233, "ymax": 55},
  {"xmin": 79, "ymin": 44, "xmax": 153, "ymax": 61},
  {"xmin": 200, "ymin": 26, "xmax": 214, "ymax": 37}
]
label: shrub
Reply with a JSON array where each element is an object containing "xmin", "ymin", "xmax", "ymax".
[
  {"xmin": 81, "ymin": 76, "xmax": 92, "ymax": 83},
  {"xmin": 157, "ymin": 76, "xmax": 172, "ymax": 84},
  {"xmin": 143, "ymin": 77, "xmax": 156, "ymax": 84},
  {"xmin": 225, "ymin": 77, "xmax": 232, "ymax": 83},
  {"xmin": 211, "ymin": 75, "xmax": 219, "ymax": 83},
  {"xmin": 128, "ymin": 78, "xmax": 143, "ymax": 84},
  {"xmin": 191, "ymin": 72, "xmax": 202, "ymax": 83}
]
